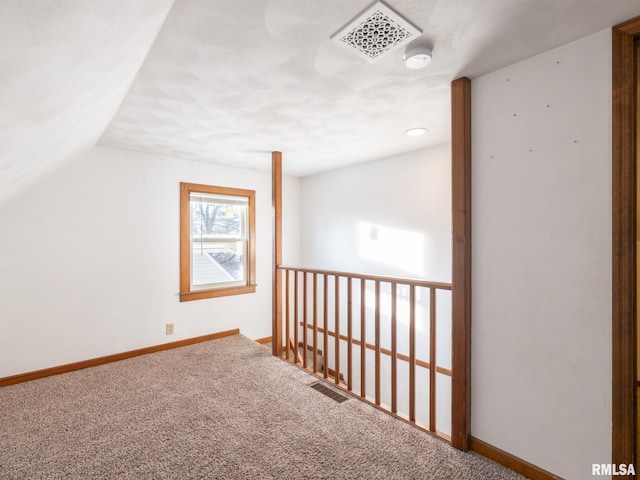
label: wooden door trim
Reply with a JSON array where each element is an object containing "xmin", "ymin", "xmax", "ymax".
[{"xmin": 612, "ymin": 16, "xmax": 639, "ymax": 472}]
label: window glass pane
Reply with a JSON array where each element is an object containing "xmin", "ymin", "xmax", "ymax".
[{"xmin": 190, "ymin": 193, "xmax": 247, "ymax": 290}]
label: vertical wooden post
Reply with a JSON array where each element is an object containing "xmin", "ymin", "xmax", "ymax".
[
  {"xmin": 612, "ymin": 18, "xmax": 640, "ymax": 472},
  {"xmin": 451, "ymin": 77, "xmax": 472, "ymax": 451},
  {"xmin": 272, "ymin": 151, "xmax": 283, "ymax": 357}
]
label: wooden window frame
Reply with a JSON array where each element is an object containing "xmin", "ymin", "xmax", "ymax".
[{"xmin": 180, "ymin": 182, "xmax": 256, "ymax": 302}]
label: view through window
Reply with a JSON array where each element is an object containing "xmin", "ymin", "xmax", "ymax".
[{"xmin": 180, "ymin": 183, "xmax": 256, "ymax": 301}]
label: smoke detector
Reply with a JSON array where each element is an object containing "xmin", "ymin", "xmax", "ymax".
[
  {"xmin": 404, "ymin": 44, "xmax": 433, "ymax": 69},
  {"xmin": 330, "ymin": 1, "xmax": 422, "ymax": 63}
]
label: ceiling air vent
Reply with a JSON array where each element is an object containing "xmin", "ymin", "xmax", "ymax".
[{"xmin": 330, "ymin": 0, "xmax": 422, "ymax": 63}]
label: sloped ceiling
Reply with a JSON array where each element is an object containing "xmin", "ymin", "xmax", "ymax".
[
  {"xmin": 1, "ymin": 0, "xmax": 639, "ymax": 204},
  {"xmin": 0, "ymin": 0, "xmax": 173, "ymax": 205}
]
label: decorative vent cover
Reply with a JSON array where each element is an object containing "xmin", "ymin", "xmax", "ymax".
[{"xmin": 330, "ymin": 1, "xmax": 422, "ymax": 63}]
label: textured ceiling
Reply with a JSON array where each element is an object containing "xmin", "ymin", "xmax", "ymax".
[
  {"xmin": 100, "ymin": 0, "xmax": 453, "ymax": 176},
  {"xmin": 1, "ymin": 0, "xmax": 639, "ymax": 204},
  {"xmin": 99, "ymin": 0, "xmax": 639, "ymax": 176}
]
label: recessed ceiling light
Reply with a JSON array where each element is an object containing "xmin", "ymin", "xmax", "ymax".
[
  {"xmin": 404, "ymin": 127, "xmax": 428, "ymax": 136},
  {"xmin": 404, "ymin": 45, "xmax": 433, "ymax": 69}
]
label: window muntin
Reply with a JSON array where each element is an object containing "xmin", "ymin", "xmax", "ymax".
[{"xmin": 180, "ymin": 183, "xmax": 256, "ymax": 301}]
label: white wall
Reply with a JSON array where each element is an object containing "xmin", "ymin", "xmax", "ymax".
[
  {"xmin": 301, "ymin": 145, "xmax": 452, "ymax": 282},
  {"xmin": 472, "ymin": 29, "xmax": 612, "ymax": 480},
  {"xmin": 300, "ymin": 145, "xmax": 453, "ymax": 435},
  {"xmin": 0, "ymin": 146, "xmax": 300, "ymax": 377}
]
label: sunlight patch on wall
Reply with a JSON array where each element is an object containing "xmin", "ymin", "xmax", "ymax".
[{"xmin": 358, "ymin": 222, "xmax": 425, "ymax": 276}]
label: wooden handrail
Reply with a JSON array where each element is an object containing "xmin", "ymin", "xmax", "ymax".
[{"xmin": 277, "ymin": 265, "xmax": 452, "ymax": 290}]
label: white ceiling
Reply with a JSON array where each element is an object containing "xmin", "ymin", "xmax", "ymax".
[
  {"xmin": 0, "ymin": 0, "xmax": 173, "ymax": 205},
  {"xmin": 1, "ymin": 0, "xmax": 639, "ymax": 204}
]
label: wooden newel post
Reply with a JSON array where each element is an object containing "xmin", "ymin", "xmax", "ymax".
[
  {"xmin": 272, "ymin": 151, "xmax": 283, "ymax": 356},
  {"xmin": 451, "ymin": 77, "xmax": 471, "ymax": 451}
]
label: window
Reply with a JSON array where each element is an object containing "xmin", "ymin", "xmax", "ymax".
[{"xmin": 180, "ymin": 182, "xmax": 256, "ymax": 301}]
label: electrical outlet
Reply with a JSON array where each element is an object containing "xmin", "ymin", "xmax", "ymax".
[{"xmin": 166, "ymin": 323, "xmax": 174, "ymax": 335}]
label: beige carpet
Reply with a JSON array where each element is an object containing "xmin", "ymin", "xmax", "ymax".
[{"xmin": 0, "ymin": 334, "xmax": 525, "ymax": 479}]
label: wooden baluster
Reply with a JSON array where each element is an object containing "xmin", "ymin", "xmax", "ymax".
[
  {"xmin": 303, "ymin": 272, "xmax": 308, "ymax": 369},
  {"xmin": 313, "ymin": 272, "xmax": 318, "ymax": 374},
  {"xmin": 334, "ymin": 275, "xmax": 340, "ymax": 385},
  {"xmin": 429, "ymin": 287, "xmax": 437, "ymax": 432},
  {"xmin": 285, "ymin": 269, "xmax": 290, "ymax": 360},
  {"xmin": 323, "ymin": 274, "xmax": 329, "ymax": 379},
  {"xmin": 360, "ymin": 278, "xmax": 366, "ymax": 398},
  {"xmin": 269, "ymin": 266, "xmax": 453, "ymax": 440},
  {"xmin": 375, "ymin": 280, "xmax": 381, "ymax": 405},
  {"xmin": 347, "ymin": 277, "xmax": 353, "ymax": 391},
  {"xmin": 391, "ymin": 283, "xmax": 397, "ymax": 413},
  {"xmin": 409, "ymin": 285, "xmax": 416, "ymax": 422},
  {"xmin": 294, "ymin": 271, "xmax": 299, "ymax": 364}
]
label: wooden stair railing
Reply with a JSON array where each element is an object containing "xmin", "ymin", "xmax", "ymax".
[{"xmin": 276, "ymin": 265, "xmax": 453, "ymax": 441}]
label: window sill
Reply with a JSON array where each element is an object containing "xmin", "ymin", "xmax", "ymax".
[{"xmin": 179, "ymin": 284, "xmax": 256, "ymax": 302}]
